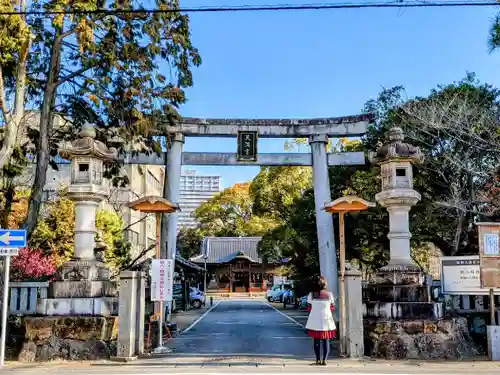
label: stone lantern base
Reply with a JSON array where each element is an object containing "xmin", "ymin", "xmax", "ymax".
[
  {"xmin": 37, "ymin": 259, "xmax": 119, "ymax": 316},
  {"xmin": 16, "ymin": 258, "xmax": 120, "ymax": 362},
  {"xmin": 362, "ymin": 268, "xmax": 477, "ymax": 360}
]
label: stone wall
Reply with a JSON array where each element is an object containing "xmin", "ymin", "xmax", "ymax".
[
  {"xmin": 364, "ymin": 317, "xmax": 478, "ymax": 360},
  {"xmin": 3, "ymin": 316, "xmax": 27, "ymax": 361},
  {"xmin": 14, "ymin": 316, "xmax": 118, "ymax": 362}
]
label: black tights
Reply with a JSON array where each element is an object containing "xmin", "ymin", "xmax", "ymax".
[{"xmin": 313, "ymin": 339, "xmax": 330, "ymax": 361}]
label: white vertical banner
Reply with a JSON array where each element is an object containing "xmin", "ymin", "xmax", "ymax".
[{"xmin": 151, "ymin": 259, "xmax": 174, "ymax": 301}]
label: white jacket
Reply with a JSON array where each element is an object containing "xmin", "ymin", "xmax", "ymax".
[{"xmin": 305, "ymin": 292, "xmax": 337, "ymax": 331}]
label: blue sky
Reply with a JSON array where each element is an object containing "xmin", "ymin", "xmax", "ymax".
[{"xmin": 172, "ymin": 1, "xmax": 500, "ymax": 189}]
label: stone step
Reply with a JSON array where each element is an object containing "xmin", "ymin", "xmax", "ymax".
[
  {"xmin": 363, "ymin": 284, "xmax": 432, "ymax": 303},
  {"xmin": 37, "ymin": 296, "xmax": 118, "ymax": 316},
  {"xmin": 206, "ymin": 292, "xmax": 266, "ymax": 298},
  {"xmin": 48, "ymin": 280, "xmax": 117, "ymax": 298},
  {"xmin": 363, "ymin": 301, "xmax": 444, "ymax": 319}
]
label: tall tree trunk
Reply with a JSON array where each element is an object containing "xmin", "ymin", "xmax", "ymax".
[
  {"xmin": 0, "ymin": 0, "xmax": 30, "ymax": 174},
  {"xmin": 452, "ymin": 210, "xmax": 465, "ymax": 255},
  {"xmin": 24, "ymin": 34, "xmax": 62, "ymax": 238}
]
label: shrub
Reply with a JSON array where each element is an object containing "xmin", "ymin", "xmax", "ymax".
[{"xmin": 10, "ymin": 247, "xmax": 57, "ymax": 281}]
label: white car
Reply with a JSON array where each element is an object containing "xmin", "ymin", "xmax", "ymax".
[
  {"xmin": 266, "ymin": 284, "xmax": 286, "ymax": 302},
  {"xmin": 189, "ymin": 287, "xmax": 205, "ymax": 308}
]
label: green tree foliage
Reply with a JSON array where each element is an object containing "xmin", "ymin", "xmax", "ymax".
[
  {"xmin": 489, "ymin": 13, "xmax": 500, "ymax": 53},
  {"xmin": 176, "ymin": 168, "xmax": 313, "ymax": 259},
  {"xmin": 95, "ymin": 210, "xmax": 131, "ymax": 272},
  {"xmin": 177, "ymin": 227, "xmax": 204, "ymax": 260},
  {"xmin": 194, "ymin": 183, "xmax": 279, "ymax": 237},
  {"xmin": 0, "ymin": 0, "xmax": 201, "ymax": 238},
  {"xmin": 251, "ymin": 166, "xmax": 312, "ymax": 221},
  {"xmin": 30, "ymin": 195, "xmax": 76, "ymax": 266},
  {"xmin": 259, "ymin": 75, "xmax": 500, "ymax": 279},
  {"xmin": 27, "ymin": 192, "xmax": 132, "ymax": 271}
]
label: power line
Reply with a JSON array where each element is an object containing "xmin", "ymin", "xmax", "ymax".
[{"xmin": 0, "ymin": 1, "xmax": 497, "ymax": 16}]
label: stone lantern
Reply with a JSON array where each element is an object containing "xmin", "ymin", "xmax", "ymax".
[
  {"xmin": 362, "ymin": 127, "xmax": 473, "ymax": 361},
  {"xmin": 60, "ymin": 124, "xmax": 118, "ymax": 261},
  {"xmin": 374, "ymin": 126, "xmax": 424, "ymax": 272},
  {"xmin": 36, "ymin": 123, "xmax": 119, "ymax": 316}
]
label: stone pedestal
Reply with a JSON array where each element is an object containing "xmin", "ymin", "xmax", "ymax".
[
  {"xmin": 344, "ymin": 265, "xmax": 365, "ymax": 358},
  {"xmin": 345, "ymin": 265, "xmax": 364, "ymax": 358},
  {"xmin": 18, "ymin": 316, "xmax": 118, "ymax": 362},
  {"xmin": 113, "ymin": 271, "xmax": 146, "ymax": 361},
  {"xmin": 487, "ymin": 325, "xmax": 500, "ymax": 361},
  {"xmin": 37, "ymin": 260, "xmax": 118, "ymax": 316}
]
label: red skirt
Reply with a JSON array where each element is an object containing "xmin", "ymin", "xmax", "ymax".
[{"xmin": 307, "ymin": 329, "xmax": 336, "ymax": 339}]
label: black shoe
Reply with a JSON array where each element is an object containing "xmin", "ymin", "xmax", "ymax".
[
  {"xmin": 316, "ymin": 360, "xmax": 321, "ymax": 365},
  {"xmin": 320, "ymin": 360, "xmax": 327, "ymax": 365}
]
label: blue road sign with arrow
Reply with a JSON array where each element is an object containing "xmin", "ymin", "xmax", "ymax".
[{"xmin": 0, "ymin": 229, "xmax": 27, "ymax": 248}]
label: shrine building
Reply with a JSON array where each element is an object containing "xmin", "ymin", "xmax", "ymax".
[{"xmin": 190, "ymin": 236, "xmax": 285, "ymax": 293}]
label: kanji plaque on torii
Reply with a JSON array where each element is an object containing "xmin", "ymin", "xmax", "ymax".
[{"xmin": 237, "ymin": 131, "xmax": 258, "ymax": 161}]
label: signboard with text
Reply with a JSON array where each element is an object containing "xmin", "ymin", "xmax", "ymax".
[
  {"xmin": 440, "ymin": 255, "xmax": 500, "ymax": 295},
  {"xmin": 237, "ymin": 131, "xmax": 258, "ymax": 161},
  {"xmin": 151, "ymin": 259, "xmax": 174, "ymax": 301},
  {"xmin": 477, "ymin": 223, "xmax": 500, "ymax": 289},
  {"xmin": 0, "ymin": 248, "xmax": 19, "ymax": 256}
]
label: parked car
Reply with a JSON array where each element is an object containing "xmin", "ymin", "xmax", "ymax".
[
  {"xmin": 266, "ymin": 282, "xmax": 294, "ymax": 302},
  {"xmin": 266, "ymin": 284, "xmax": 286, "ymax": 302},
  {"xmin": 189, "ymin": 287, "xmax": 205, "ymax": 309},
  {"xmin": 299, "ymin": 295, "xmax": 308, "ymax": 310}
]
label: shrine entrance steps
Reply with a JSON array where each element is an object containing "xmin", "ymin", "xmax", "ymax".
[{"xmin": 206, "ymin": 291, "xmax": 267, "ymax": 299}]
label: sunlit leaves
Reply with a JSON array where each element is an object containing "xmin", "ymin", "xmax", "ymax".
[{"xmin": 0, "ymin": 0, "xmax": 32, "ymax": 64}]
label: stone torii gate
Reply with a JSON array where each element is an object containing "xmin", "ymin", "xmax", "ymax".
[{"xmin": 125, "ymin": 115, "xmax": 373, "ymax": 299}]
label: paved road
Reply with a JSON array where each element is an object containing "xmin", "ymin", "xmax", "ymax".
[{"xmin": 164, "ymin": 299, "xmax": 314, "ymax": 360}]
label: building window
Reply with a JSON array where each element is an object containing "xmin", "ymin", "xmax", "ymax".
[
  {"xmin": 147, "ymin": 171, "xmax": 161, "ymax": 191},
  {"xmin": 147, "ymin": 237, "xmax": 156, "ymax": 249},
  {"xmin": 127, "ymin": 230, "xmax": 140, "ymax": 246}
]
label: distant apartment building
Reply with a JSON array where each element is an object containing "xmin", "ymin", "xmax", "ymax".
[{"xmin": 178, "ymin": 170, "xmax": 222, "ymax": 229}]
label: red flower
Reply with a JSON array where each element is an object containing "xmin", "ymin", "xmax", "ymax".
[{"xmin": 11, "ymin": 247, "xmax": 57, "ymax": 281}]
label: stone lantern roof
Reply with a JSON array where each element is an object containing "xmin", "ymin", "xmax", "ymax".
[
  {"xmin": 375, "ymin": 127, "xmax": 424, "ymax": 164},
  {"xmin": 59, "ymin": 123, "xmax": 118, "ymax": 161}
]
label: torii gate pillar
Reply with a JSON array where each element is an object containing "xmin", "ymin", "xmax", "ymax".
[
  {"xmin": 159, "ymin": 133, "xmax": 183, "ymax": 318},
  {"xmin": 161, "ymin": 133, "xmax": 184, "ymax": 260},
  {"xmin": 310, "ymin": 135, "xmax": 338, "ymax": 302}
]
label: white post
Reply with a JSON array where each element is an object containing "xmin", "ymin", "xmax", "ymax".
[
  {"xmin": 309, "ymin": 135, "xmax": 338, "ymax": 304},
  {"xmin": 0, "ymin": 256, "xmax": 11, "ymax": 368},
  {"xmin": 203, "ymin": 256, "xmax": 207, "ymax": 304},
  {"xmin": 162, "ymin": 133, "xmax": 184, "ymax": 319}
]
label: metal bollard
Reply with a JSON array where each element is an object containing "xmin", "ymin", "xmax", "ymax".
[{"xmin": 210, "ymin": 296, "xmax": 213, "ymax": 306}]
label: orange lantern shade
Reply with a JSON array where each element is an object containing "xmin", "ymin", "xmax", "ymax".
[
  {"xmin": 323, "ymin": 195, "xmax": 375, "ymax": 213},
  {"xmin": 129, "ymin": 195, "xmax": 180, "ymax": 214}
]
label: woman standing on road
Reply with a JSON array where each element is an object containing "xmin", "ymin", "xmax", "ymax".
[{"xmin": 305, "ymin": 275, "xmax": 336, "ymax": 365}]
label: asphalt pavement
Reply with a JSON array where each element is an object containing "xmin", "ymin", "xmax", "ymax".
[{"xmin": 162, "ymin": 299, "xmax": 314, "ymax": 360}]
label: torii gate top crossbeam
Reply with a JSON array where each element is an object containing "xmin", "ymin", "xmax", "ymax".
[{"xmin": 164, "ymin": 114, "xmax": 373, "ymax": 137}]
